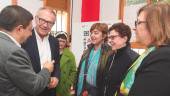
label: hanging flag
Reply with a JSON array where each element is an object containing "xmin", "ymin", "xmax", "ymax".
[{"xmin": 81, "ymin": 0, "xmax": 100, "ymax": 22}]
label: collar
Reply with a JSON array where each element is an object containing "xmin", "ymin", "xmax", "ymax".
[
  {"xmin": 34, "ymin": 29, "xmax": 49, "ymax": 41},
  {"xmin": 0, "ymin": 31, "xmax": 21, "ymax": 47}
]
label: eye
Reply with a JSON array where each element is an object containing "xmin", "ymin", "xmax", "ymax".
[{"xmin": 135, "ymin": 20, "xmax": 147, "ymax": 27}]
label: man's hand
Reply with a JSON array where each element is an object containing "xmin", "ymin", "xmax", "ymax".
[
  {"xmin": 43, "ymin": 60, "xmax": 55, "ymax": 73},
  {"xmin": 48, "ymin": 77, "xmax": 59, "ymax": 89}
]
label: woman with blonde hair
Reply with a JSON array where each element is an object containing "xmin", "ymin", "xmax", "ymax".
[{"xmin": 119, "ymin": 2, "xmax": 170, "ymax": 96}]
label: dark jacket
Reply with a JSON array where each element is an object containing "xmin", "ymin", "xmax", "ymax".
[
  {"xmin": 129, "ymin": 45, "xmax": 170, "ymax": 96},
  {"xmin": 75, "ymin": 43, "xmax": 112, "ymax": 96},
  {"xmin": 102, "ymin": 44, "xmax": 139, "ymax": 96},
  {"xmin": 22, "ymin": 30, "xmax": 60, "ymax": 96}
]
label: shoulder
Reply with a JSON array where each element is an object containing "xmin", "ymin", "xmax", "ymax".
[
  {"xmin": 1, "ymin": 40, "xmax": 24, "ymax": 55},
  {"xmin": 116, "ymin": 45, "xmax": 139, "ymax": 59},
  {"xmin": 49, "ymin": 35, "xmax": 57, "ymax": 41},
  {"xmin": 61, "ymin": 48, "xmax": 76, "ymax": 64},
  {"xmin": 63, "ymin": 48, "xmax": 75, "ymax": 58},
  {"xmin": 127, "ymin": 48, "xmax": 139, "ymax": 61},
  {"xmin": 138, "ymin": 45, "xmax": 170, "ymax": 71},
  {"xmin": 146, "ymin": 45, "xmax": 170, "ymax": 60},
  {"xmin": 144, "ymin": 46, "xmax": 170, "ymax": 64},
  {"xmin": 49, "ymin": 35, "xmax": 58, "ymax": 45}
]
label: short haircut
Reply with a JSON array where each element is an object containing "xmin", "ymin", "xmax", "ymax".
[
  {"xmin": 0, "ymin": 5, "xmax": 33, "ymax": 31},
  {"xmin": 90, "ymin": 23, "xmax": 108, "ymax": 42},
  {"xmin": 109, "ymin": 22, "xmax": 131, "ymax": 43},
  {"xmin": 36, "ymin": 6, "xmax": 56, "ymax": 17}
]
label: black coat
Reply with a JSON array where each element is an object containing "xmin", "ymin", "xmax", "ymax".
[
  {"xmin": 22, "ymin": 30, "xmax": 60, "ymax": 96},
  {"xmin": 129, "ymin": 45, "xmax": 170, "ymax": 96},
  {"xmin": 102, "ymin": 44, "xmax": 139, "ymax": 96}
]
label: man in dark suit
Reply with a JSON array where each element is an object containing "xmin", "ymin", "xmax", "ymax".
[
  {"xmin": 0, "ymin": 5, "xmax": 54, "ymax": 96},
  {"xmin": 22, "ymin": 7, "xmax": 60, "ymax": 96}
]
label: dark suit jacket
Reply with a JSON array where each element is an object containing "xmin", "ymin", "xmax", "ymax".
[
  {"xmin": 129, "ymin": 45, "xmax": 170, "ymax": 96},
  {"xmin": 22, "ymin": 30, "xmax": 60, "ymax": 96},
  {"xmin": 0, "ymin": 32, "xmax": 51, "ymax": 96}
]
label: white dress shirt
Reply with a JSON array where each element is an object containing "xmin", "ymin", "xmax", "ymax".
[{"xmin": 35, "ymin": 30, "xmax": 51, "ymax": 69}]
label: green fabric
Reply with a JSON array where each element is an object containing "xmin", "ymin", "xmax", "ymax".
[
  {"xmin": 87, "ymin": 47, "xmax": 101, "ymax": 86},
  {"xmin": 56, "ymin": 48, "xmax": 77, "ymax": 96},
  {"xmin": 77, "ymin": 60, "xmax": 86, "ymax": 96},
  {"xmin": 77, "ymin": 48, "xmax": 101, "ymax": 96},
  {"xmin": 119, "ymin": 46, "xmax": 155, "ymax": 96}
]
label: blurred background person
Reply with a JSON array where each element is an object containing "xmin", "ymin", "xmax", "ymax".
[
  {"xmin": 22, "ymin": 7, "xmax": 60, "ymax": 96},
  {"xmin": 55, "ymin": 32, "xmax": 77, "ymax": 96},
  {"xmin": 119, "ymin": 2, "xmax": 170, "ymax": 96},
  {"xmin": 102, "ymin": 22, "xmax": 139, "ymax": 96},
  {"xmin": 75, "ymin": 23, "xmax": 112, "ymax": 96}
]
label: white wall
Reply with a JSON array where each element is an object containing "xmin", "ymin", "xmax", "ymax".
[
  {"xmin": 0, "ymin": 0, "xmax": 43, "ymax": 17},
  {"xmin": 71, "ymin": 0, "xmax": 83, "ymax": 66},
  {"xmin": 100, "ymin": 0, "xmax": 119, "ymax": 22},
  {"xmin": 0, "ymin": 0, "xmax": 12, "ymax": 11},
  {"xmin": 124, "ymin": 3, "xmax": 147, "ymax": 42},
  {"xmin": 17, "ymin": 0, "xmax": 43, "ymax": 17}
]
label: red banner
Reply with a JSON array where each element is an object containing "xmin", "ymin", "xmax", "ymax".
[{"xmin": 81, "ymin": 0, "xmax": 100, "ymax": 22}]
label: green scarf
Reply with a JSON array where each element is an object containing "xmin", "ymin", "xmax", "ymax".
[{"xmin": 119, "ymin": 46, "xmax": 155, "ymax": 96}]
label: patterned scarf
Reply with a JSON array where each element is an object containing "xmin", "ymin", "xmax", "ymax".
[
  {"xmin": 118, "ymin": 46, "xmax": 155, "ymax": 96},
  {"xmin": 77, "ymin": 48, "xmax": 101, "ymax": 96}
]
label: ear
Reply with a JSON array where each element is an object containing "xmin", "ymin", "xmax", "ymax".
[{"xmin": 15, "ymin": 25, "xmax": 24, "ymax": 32}]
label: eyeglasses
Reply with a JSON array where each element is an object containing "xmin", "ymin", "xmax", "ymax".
[
  {"xmin": 135, "ymin": 20, "xmax": 147, "ymax": 27},
  {"xmin": 108, "ymin": 35, "xmax": 120, "ymax": 40},
  {"xmin": 58, "ymin": 39, "xmax": 67, "ymax": 43},
  {"xmin": 36, "ymin": 16, "xmax": 55, "ymax": 27}
]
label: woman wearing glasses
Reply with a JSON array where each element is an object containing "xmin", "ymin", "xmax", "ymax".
[
  {"xmin": 102, "ymin": 22, "xmax": 139, "ymax": 96},
  {"xmin": 119, "ymin": 2, "xmax": 170, "ymax": 96},
  {"xmin": 75, "ymin": 23, "xmax": 112, "ymax": 96}
]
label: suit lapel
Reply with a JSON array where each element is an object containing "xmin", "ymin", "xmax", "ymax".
[
  {"xmin": 49, "ymin": 36, "xmax": 54, "ymax": 60},
  {"xmin": 31, "ymin": 30, "xmax": 41, "ymax": 71}
]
